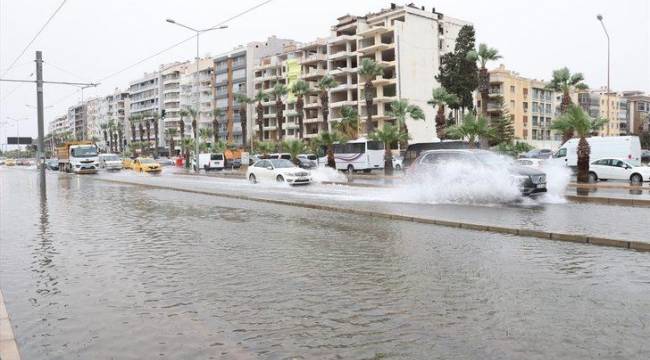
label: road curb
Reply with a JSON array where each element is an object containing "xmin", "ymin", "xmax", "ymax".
[
  {"xmin": 566, "ymin": 195, "xmax": 650, "ymax": 208},
  {"xmin": 0, "ymin": 289, "xmax": 21, "ymax": 360},
  {"xmin": 94, "ymin": 178, "xmax": 649, "ymax": 253}
]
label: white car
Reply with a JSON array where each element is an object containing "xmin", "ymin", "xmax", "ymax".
[
  {"xmin": 98, "ymin": 153, "xmax": 123, "ymax": 170},
  {"xmin": 515, "ymin": 158, "xmax": 544, "ymax": 169},
  {"xmin": 247, "ymin": 159, "xmax": 312, "ymax": 185},
  {"xmin": 589, "ymin": 158, "xmax": 650, "ymax": 184},
  {"xmin": 392, "ymin": 156, "xmax": 403, "ymax": 171}
]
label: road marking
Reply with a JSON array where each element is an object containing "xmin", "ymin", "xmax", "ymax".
[{"xmin": 93, "ymin": 177, "xmax": 649, "ymax": 253}]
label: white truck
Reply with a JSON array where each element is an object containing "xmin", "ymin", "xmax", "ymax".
[
  {"xmin": 553, "ymin": 136, "xmax": 642, "ymax": 167},
  {"xmin": 57, "ymin": 141, "xmax": 99, "ymax": 174},
  {"xmin": 192, "ymin": 153, "xmax": 225, "ymax": 171}
]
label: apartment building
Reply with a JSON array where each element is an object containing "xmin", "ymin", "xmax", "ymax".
[
  {"xmin": 48, "ymin": 114, "xmax": 69, "ymax": 135},
  {"xmin": 250, "ymin": 4, "xmax": 469, "ymax": 143},
  {"xmin": 68, "ymin": 103, "xmax": 86, "ymax": 140},
  {"xmin": 179, "ymin": 57, "xmax": 215, "ymax": 137},
  {"xmin": 97, "ymin": 88, "xmax": 130, "ymax": 150},
  {"xmin": 160, "ymin": 62, "xmax": 189, "ymax": 153},
  {"xmin": 482, "ymin": 65, "xmax": 560, "ymax": 146},
  {"xmin": 573, "ymin": 88, "xmax": 626, "ymax": 136},
  {"xmin": 128, "ymin": 71, "xmax": 160, "ymax": 143},
  {"xmin": 622, "ymin": 91, "xmax": 650, "ymax": 134}
]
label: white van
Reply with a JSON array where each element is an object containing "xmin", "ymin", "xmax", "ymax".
[
  {"xmin": 98, "ymin": 153, "xmax": 123, "ymax": 170},
  {"xmin": 196, "ymin": 153, "xmax": 225, "ymax": 171},
  {"xmin": 553, "ymin": 136, "xmax": 642, "ymax": 167}
]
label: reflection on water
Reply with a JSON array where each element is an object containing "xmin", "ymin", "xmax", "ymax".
[{"xmin": 1, "ymin": 169, "xmax": 649, "ymax": 359}]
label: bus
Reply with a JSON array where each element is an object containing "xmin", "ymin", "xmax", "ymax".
[{"xmin": 320, "ymin": 138, "xmax": 385, "ymax": 172}]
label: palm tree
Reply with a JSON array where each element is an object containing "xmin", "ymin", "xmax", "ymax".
[
  {"xmin": 467, "ymin": 43, "xmax": 502, "ymax": 116},
  {"xmin": 107, "ymin": 120, "xmax": 117, "ymax": 153},
  {"xmin": 185, "ymin": 107, "xmax": 198, "ymax": 142},
  {"xmin": 387, "ymin": 99, "xmax": 425, "ymax": 149},
  {"xmin": 166, "ymin": 128, "xmax": 177, "ymax": 157},
  {"xmin": 152, "ymin": 114, "xmax": 160, "ymax": 158},
  {"xmin": 138, "ymin": 122, "xmax": 144, "ymax": 143},
  {"xmin": 128, "ymin": 115, "xmax": 139, "ymax": 143},
  {"xmin": 234, "ymin": 92, "xmax": 253, "ymax": 148},
  {"xmin": 254, "ymin": 90, "xmax": 267, "ymax": 142},
  {"xmin": 199, "ymin": 128, "xmax": 213, "ymax": 146},
  {"xmin": 317, "ymin": 75, "xmax": 338, "ymax": 133},
  {"xmin": 255, "ymin": 141, "xmax": 276, "ymax": 158},
  {"xmin": 335, "ymin": 106, "xmax": 359, "ymax": 139},
  {"xmin": 554, "ymin": 104, "xmax": 599, "ymax": 183},
  {"xmin": 290, "ymin": 80, "xmax": 310, "ymax": 139},
  {"xmin": 316, "ymin": 131, "xmax": 344, "ymax": 169},
  {"xmin": 118, "ymin": 127, "xmax": 124, "ymax": 153},
  {"xmin": 212, "ymin": 108, "xmax": 224, "ymax": 145},
  {"xmin": 100, "ymin": 123, "xmax": 109, "ymax": 152},
  {"xmin": 428, "ymin": 87, "xmax": 459, "ymax": 140},
  {"xmin": 446, "ymin": 113, "xmax": 494, "ymax": 149},
  {"xmin": 547, "ymin": 67, "xmax": 589, "ymax": 143},
  {"xmin": 358, "ymin": 59, "xmax": 384, "ymax": 134},
  {"xmin": 283, "ymin": 139, "xmax": 305, "ymax": 166},
  {"xmin": 271, "ymin": 82, "xmax": 288, "ymax": 142},
  {"xmin": 179, "ymin": 109, "xmax": 187, "ymax": 140},
  {"xmin": 144, "ymin": 115, "xmax": 152, "ymax": 144},
  {"xmin": 181, "ymin": 137, "xmax": 194, "ymax": 168},
  {"xmin": 369, "ymin": 124, "xmax": 408, "ymax": 176}
]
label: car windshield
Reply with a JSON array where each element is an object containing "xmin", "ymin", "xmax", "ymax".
[
  {"xmin": 139, "ymin": 158, "xmax": 156, "ymax": 164},
  {"xmin": 270, "ymin": 159, "xmax": 294, "ymax": 168},
  {"xmin": 71, "ymin": 146, "xmax": 98, "ymax": 157},
  {"xmin": 103, "ymin": 155, "xmax": 119, "ymax": 161}
]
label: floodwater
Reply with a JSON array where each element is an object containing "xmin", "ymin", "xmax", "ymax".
[{"xmin": 1, "ymin": 168, "xmax": 649, "ymax": 359}]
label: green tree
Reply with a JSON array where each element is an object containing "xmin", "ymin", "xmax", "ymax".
[
  {"xmin": 436, "ymin": 25, "xmax": 479, "ymax": 112},
  {"xmin": 254, "ymin": 90, "xmax": 268, "ymax": 142},
  {"xmin": 467, "ymin": 43, "xmax": 502, "ymax": 115},
  {"xmin": 290, "ymin": 80, "xmax": 310, "ymax": 139},
  {"xmin": 428, "ymin": 87, "xmax": 459, "ymax": 140},
  {"xmin": 212, "ymin": 108, "xmax": 224, "ymax": 145},
  {"xmin": 335, "ymin": 106, "xmax": 359, "ymax": 139},
  {"xmin": 100, "ymin": 123, "xmax": 109, "ymax": 151},
  {"xmin": 283, "ymin": 139, "xmax": 305, "ymax": 166},
  {"xmin": 234, "ymin": 92, "xmax": 254, "ymax": 148},
  {"xmin": 271, "ymin": 82, "xmax": 288, "ymax": 142},
  {"xmin": 387, "ymin": 99, "xmax": 424, "ymax": 149},
  {"xmin": 446, "ymin": 113, "xmax": 494, "ymax": 149},
  {"xmin": 358, "ymin": 58, "xmax": 384, "ymax": 134},
  {"xmin": 128, "ymin": 115, "xmax": 140, "ymax": 143},
  {"xmin": 181, "ymin": 137, "xmax": 194, "ymax": 169},
  {"xmin": 316, "ymin": 131, "xmax": 344, "ymax": 169},
  {"xmin": 166, "ymin": 128, "xmax": 177, "ymax": 157},
  {"xmin": 369, "ymin": 124, "xmax": 408, "ymax": 176},
  {"xmin": 553, "ymin": 105, "xmax": 597, "ymax": 183},
  {"xmin": 317, "ymin": 75, "xmax": 338, "ymax": 133},
  {"xmin": 255, "ymin": 141, "xmax": 276, "ymax": 158},
  {"xmin": 546, "ymin": 67, "xmax": 588, "ymax": 143}
]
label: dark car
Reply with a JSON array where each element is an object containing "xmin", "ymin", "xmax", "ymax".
[
  {"xmin": 410, "ymin": 149, "xmax": 547, "ymax": 196},
  {"xmin": 403, "ymin": 141, "xmax": 477, "ymax": 169},
  {"xmin": 642, "ymin": 150, "xmax": 650, "ymax": 165},
  {"xmin": 522, "ymin": 149, "xmax": 553, "ymax": 159},
  {"xmin": 45, "ymin": 159, "xmax": 59, "ymax": 170}
]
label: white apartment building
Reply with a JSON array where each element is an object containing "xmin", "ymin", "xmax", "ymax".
[
  {"xmin": 48, "ymin": 114, "xmax": 69, "ymax": 135},
  {"xmin": 251, "ymin": 4, "xmax": 470, "ymax": 144},
  {"xmin": 180, "ymin": 57, "xmax": 214, "ymax": 136},
  {"xmin": 160, "ymin": 62, "xmax": 189, "ymax": 152},
  {"xmin": 97, "ymin": 88, "xmax": 130, "ymax": 151},
  {"xmin": 128, "ymin": 71, "xmax": 160, "ymax": 143}
]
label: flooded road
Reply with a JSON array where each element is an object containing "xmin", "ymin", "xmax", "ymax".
[{"xmin": 1, "ymin": 169, "xmax": 649, "ymax": 359}]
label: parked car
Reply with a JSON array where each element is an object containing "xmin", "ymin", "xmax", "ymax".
[
  {"xmin": 641, "ymin": 150, "xmax": 650, "ymax": 165},
  {"xmin": 247, "ymin": 159, "xmax": 312, "ymax": 185},
  {"xmin": 296, "ymin": 154, "xmax": 317, "ymax": 169},
  {"xmin": 45, "ymin": 159, "xmax": 59, "ymax": 170},
  {"xmin": 98, "ymin": 153, "xmax": 123, "ymax": 170},
  {"xmin": 157, "ymin": 157, "xmax": 174, "ymax": 167},
  {"xmin": 410, "ymin": 149, "xmax": 547, "ymax": 196},
  {"xmin": 133, "ymin": 158, "xmax": 162, "ymax": 173},
  {"xmin": 515, "ymin": 158, "xmax": 545, "ymax": 169},
  {"xmin": 268, "ymin": 153, "xmax": 292, "ymax": 160},
  {"xmin": 589, "ymin": 158, "xmax": 650, "ymax": 184},
  {"xmin": 4, "ymin": 159, "xmax": 16, "ymax": 166},
  {"xmin": 392, "ymin": 156, "xmax": 404, "ymax": 171},
  {"xmin": 522, "ymin": 149, "xmax": 553, "ymax": 159}
]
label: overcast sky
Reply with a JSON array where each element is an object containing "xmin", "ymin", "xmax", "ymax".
[{"xmin": 1, "ymin": 0, "xmax": 648, "ymax": 139}]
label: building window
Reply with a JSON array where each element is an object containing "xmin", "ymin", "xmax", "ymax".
[
  {"xmin": 523, "ymin": 88, "xmax": 528, "ymax": 97},
  {"xmin": 532, "ymin": 116, "xmax": 538, "ymax": 126},
  {"xmin": 523, "ymin": 115, "xmax": 528, "ymax": 126},
  {"xmin": 523, "ymin": 102, "xmax": 528, "ymax": 113},
  {"xmin": 510, "ymin": 100, "xmax": 515, "ymax": 110},
  {"xmin": 510, "ymin": 85, "xmax": 515, "ymax": 94}
]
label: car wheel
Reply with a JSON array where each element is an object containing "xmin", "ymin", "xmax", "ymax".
[
  {"xmin": 249, "ymin": 174, "xmax": 257, "ymax": 184},
  {"xmin": 276, "ymin": 175, "xmax": 285, "ymax": 183},
  {"xmin": 588, "ymin": 172, "xmax": 598, "ymax": 183},
  {"xmin": 347, "ymin": 165, "xmax": 354, "ymax": 173},
  {"xmin": 630, "ymin": 173, "xmax": 643, "ymax": 184},
  {"xmin": 395, "ymin": 165, "xmax": 401, "ymax": 171},
  {"xmin": 204, "ymin": 165, "xmax": 210, "ymax": 172}
]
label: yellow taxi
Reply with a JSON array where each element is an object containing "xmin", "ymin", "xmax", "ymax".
[
  {"xmin": 133, "ymin": 157, "xmax": 162, "ymax": 173},
  {"xmin": 122, "ymin": 158, "xmax": 134, "ymax": 169},
  {"xmin": 5, "ymin": 159, "xmax": 16, "ymax": 166}
]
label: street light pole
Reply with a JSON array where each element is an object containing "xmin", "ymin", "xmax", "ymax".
[
  {"xmin": 166, "ymin": 18, "xmax": 227, "ymax": 173},
  {"xmin": 597, "ymin": 14, "xmax": 610, "ymax": 135}
]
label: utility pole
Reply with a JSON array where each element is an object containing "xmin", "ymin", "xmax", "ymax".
[
  {"xmin": 36, "ymin": 51, "xmax": 45, "ymax": 170},
  {"xmin": 597, "ymin": 14, "xmax": 610, "ymax": 135}
]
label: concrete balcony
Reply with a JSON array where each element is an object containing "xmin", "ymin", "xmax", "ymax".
[
  {"xmin": 328, "ymin": 51, "xmax": 357, "ymax": 61},
  {"xmin": 377, "ymin": 60, "xmax": 396, "ymax": 68},
  {"xmin": 304, "ymin": 102, "xmax": 321, "ymax": 109},
  {"xmin": 357, "ymin": 25, "xmax": 390, "ymax": 38},
  {"xmin": 301, "ymin": 69, "xmax": 326, "ymax": 80},
  {"xmin": 331, "ymin": 83, "xmax": 357, "ymax": 92},
  {"xmin": 371, "ymin": 76, "xmax": 396, "ymax": 87},
  {"xmin": 329, "ymin": 66, "xmax": 357, "ymax": 76},
  {"xmin": 328, "ymin": 34, "xmax": 359, "ymax": 44},
  {"xmin": 358, "ymin": 42, "xmax": 392, "ymax": 54},
  {"xmin": 373, "ymin": 95, "xmax": 397, "ymax": 103},
  {"xmin": 301, "ymin": 53, "xmax": 327, "ymax": 64},
  {"xmin": 330, "ymin": 99, "xmax": 358, "ymax": 108}
]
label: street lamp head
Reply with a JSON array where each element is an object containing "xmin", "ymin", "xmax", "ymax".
[
  {"xmin": 218, "ymin": 25, "xmax": 228, "ymax": 29},
  {"xmin": 597, "ymin": 14, "xmax": 603, "ymax": 21},
  {"xmin": 166, "ymin": 18, "xmax": 176, "ymax": 24}
]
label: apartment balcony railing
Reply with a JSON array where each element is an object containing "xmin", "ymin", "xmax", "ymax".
[
  {"xmin": 301, "ymin": 53, "xmax": 327, "ymax": 64},
  {"xmin": 328, "ymin": 34, "xmax": 359, "ymax": 44},
  {"xmin": 301, "ymin": 69, "xmax": 326, "ymax": 80},
  {"xmin": 357, "ymin": 25, "xmax": 390, "ymax": 38}
]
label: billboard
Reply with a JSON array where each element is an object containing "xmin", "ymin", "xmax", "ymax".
[
  {"xmin": 286, "ymin": 58, "xmax": 300, "ymax": 102},
  {"xmin": 7, "ymin": 137, "xmax": 33, "ymax": 145}
]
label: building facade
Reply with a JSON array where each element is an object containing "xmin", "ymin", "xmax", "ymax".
[
  {"xmin": 622, "ymin": 91, "xmax": 650, "ymax": 134},
  {"xmin": 574, "ymin": 88, "xmax": 626, "ymax": 136},
  {"xmin": 482, "ymin": 65, "xmax": 560, "ymax": 147},
  {"xmin": 128, "ymin": 71, "xmax": 160, "ymax": 145},
  {"xmin": 48, "ymin": 114, "xmax": 69, "ymax": 135}
]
